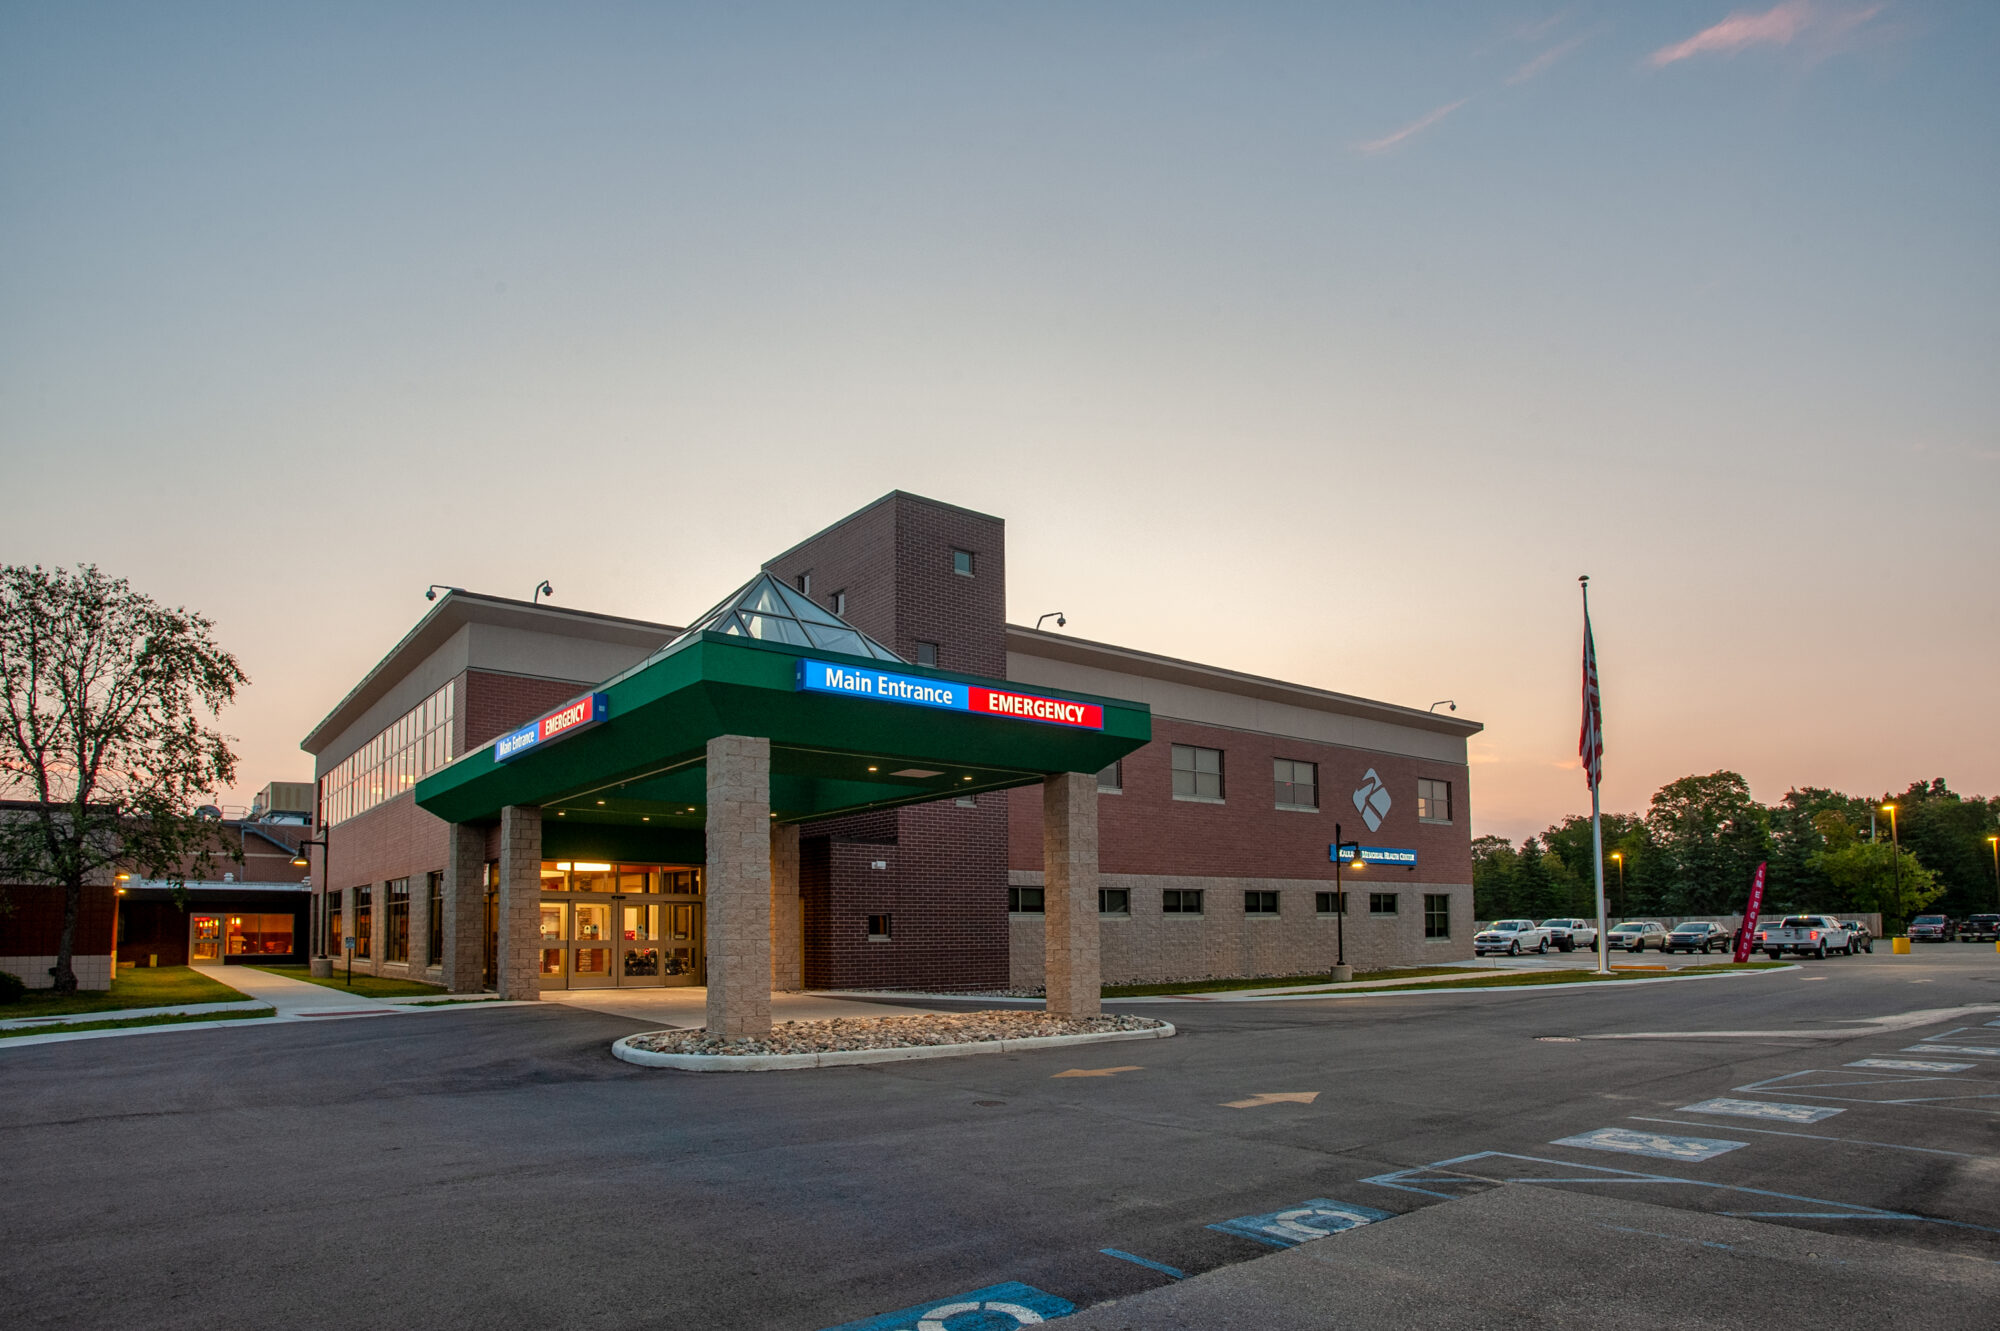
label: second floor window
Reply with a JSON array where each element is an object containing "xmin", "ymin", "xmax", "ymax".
[
  {"xmin": 1418, "ymin": 778, "xmax": 1453, "ymax": 823},
  {"xmin": 1097, "ymin": 761, "xmax": 1123, "ymax": 792},
  {"xmin": 916, "ymin": 641, "xmax": 939, "ymax": 666},
  {"xmin": 1274, "ymin": 759, "xmax": 1318, "ymax": 810},
  {"xmin": 952, "ymin": 549, "xmax": 975, "ymax": 576},
  {"xmin": 1172, "ymin": 744, "xmax": 1224, "ymax": 801}
]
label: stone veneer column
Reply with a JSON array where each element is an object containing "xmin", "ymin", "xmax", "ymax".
[
  {"xmin": 1043, "ymin": 772, "xmax": 1101, "ymax": 1017},
  {"xmin": 443, "ymin": 823, "xmax": 487, "ymax": 992},
  {"xmin": 706, "ymin": 735, "xmax": 773, "ymax": 1037},
  {"xmin": 770, "ymin": 822, "xmax": 802, "ymax": 992},
  {"xmin": 496, "ymin": 805, "xmax": 542, "ymax": 1001}
]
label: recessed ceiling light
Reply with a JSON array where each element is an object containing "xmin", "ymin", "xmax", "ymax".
[
  {"xmin": 867, "ymin": 765, "xmax": 878, "ymax": 772},
  {"xmin": 557, "ymin": 811, "xmax": 566, "ymax": 817},
  {"xmin": 963, "ymin": 775, "xmax": 974, "ymax": 781},
  {"xmin": 596, "ymin": 799, "xmax": 605, "ymax": 805},
  {"xmin": 642, "ymin": 816, "xmax": 651, "ymax": 822}
]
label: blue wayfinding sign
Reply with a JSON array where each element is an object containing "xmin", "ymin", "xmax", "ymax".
[
  {"xmin": 796, "ymin": 659, "xmax": 969, "ymax": 712},
  {"xmin": 1332, "ymin": 844, "xmax": 1417, "ymax": 868}
]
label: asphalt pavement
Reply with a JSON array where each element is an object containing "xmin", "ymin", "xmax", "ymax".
[{"xmin": 2, "ymin": 945, "xmax": 1996, "ymax": 1330}]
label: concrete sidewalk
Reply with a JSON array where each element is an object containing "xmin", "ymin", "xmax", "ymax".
[{"xmin": 188, "ymin": 963, "xmax": 405, "ymax": 1018}]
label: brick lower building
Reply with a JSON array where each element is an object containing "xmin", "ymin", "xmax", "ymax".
[{"xmin": 300, "ymin": 491, "xmax": 1480, "ymax": 1000}]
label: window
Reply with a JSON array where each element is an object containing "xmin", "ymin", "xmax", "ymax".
[
  {"xmin": 1244, "ymin": 890, "xmax": 1279, "ymax": 915},
  {"xmin": 1008, "ymin": 886, "xmax": 1044, "ymax": 914},
  {"xmin": 224, "ymin": 914, "xmax": 295, "ymax": 956},
  {"xmin": 1099, "ymin": 888, "xmax": 1130, "ymax": 916},
  {"xmin": 952, "ymin": 549, "xmax": 974, "ymax": 576},
  {"xmin": 1424, "ymin": 894, "xmax": 1451, "ymax": 939},
  {"xmin": 325, "ymin": 894, "xmax": 342, "ymax": 954},
  {"xmin": 867, "ymin": 913, "xmax": 892, "ymax": 940},
  {"xmin": 1274, "ymin": 758, "xmax": 1318, "ymax": 810},
  {"xmin": 1418, "ymin": 778, "xmax": 1453, "ymax": 824},
  {"xmin": 1370, "ymin": 892, "xmax": 1399, "ymax": 916},
  {"xmin": 1315, "ymin": 891, "xmax": 1347, "ymax": 916},
  {"xmin": 385, "ymin": 878, "xmax": 410, "ymax": 963},
  {"xmin": 796, "ymin": 570, "xmax": 812, "ymax": 596},
  {"xmin": 916, "ymin": 641, "xmax": 939, "ymax": 666},
  {"xmin": 955, "ymin": 793, "xmax": 977, "ymax": 808},
  {"xmin": 1162, "ymin": 888, "xmax": 1204, "ymax": 915},
  {"xmin": 831, "ymin": 589, "xmax": 847, "ymax": 616},
  {"xmin": 319, "ymin": 681, "xmax": 457, "ymax": 827},
  {"xmin": 427, "ymin": 872, "xmax": 444, "ymax": 966},
  {"xmin": 1097, "ymin": 760, "xmax": 1123, "ymax": 793},
  {"xmin": 1172, "ymin": 744, "xmax": 1224, "ymax": 801},
  {"xmin": 354, "ymin": 888, "xmax": 372, "ymax": 958}
]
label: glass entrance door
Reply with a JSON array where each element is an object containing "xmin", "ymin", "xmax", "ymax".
[
  {"xmin": 536, "ymin": 861, "xmax": 704, "ymax": 990},
  {"xmin": 192, "ymin": 915, "xmax": 222, "ymax": 962}
]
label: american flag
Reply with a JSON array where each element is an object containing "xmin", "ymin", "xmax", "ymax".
[{"xmin": 1580, "ymin": 596, "xmax": 1603, "ymax": 791}]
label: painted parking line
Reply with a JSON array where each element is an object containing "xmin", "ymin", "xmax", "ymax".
[
  {"xmin": 1551, "ymin": 1128, "xmax": 1747, "ymax": 1162},
  {"xmin": 1679, "ymin": 1098, "xmax": 1844, "ymax": 1124},
  {"xmin": 1362, "ymin": 1150, "xmax": 2000, "ymax": 1234},
  {"xmin": 1098, "ymin": 1248, "xmax": 1185, "ymax": 1280},
  {"xmin": 1207, "ymin": 1198, "xmax": 1394, "ymax": 1248},
  {"xmin": 1849, "ymin": 1058, "xmax": 1977, "ymax": 1072},
  {"xmin": 820, "ymin": 1282, "xmax": 1073, "ymax": 1331},
  {"xmin": 1904, "ymin": 1045, "xmax": 2000, "ymax": 1058}
]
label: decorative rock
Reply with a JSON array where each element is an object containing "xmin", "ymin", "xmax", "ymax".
[{"xmin": 623, "ymin": 1010, "xmax": 1166, "ymax": 1058}]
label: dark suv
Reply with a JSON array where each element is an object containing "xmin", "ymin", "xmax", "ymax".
[
  {"xmin": 1960, "ymin": 914, "xmax": 2000, "ymax": 943},
  {"xmin": 1908, "ymin": 915, "xmax": 1955, "ymax": 943},
  {"xmin": 1662, "ymin": 921, "xmax": 1732, "ymax": 954}
]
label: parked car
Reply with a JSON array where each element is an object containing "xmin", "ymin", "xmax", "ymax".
[
  {"xmin": 1607, "ymin": 920, "xmax": 1670, "ymax": 952},
  {"xmin": 1840, "ymin": 921, "xmax": 1875, "ymax": 953},
  {"xmin": 1540, "ymin": 918, "xmax": 1599, "ymax": 953},
  {"xmin": 1474, "ymin": 919, "xmax": 1554, "ymax": 956},
  {"xmin": 1758, "ymin": 915, "xmax": 1854, "ymax": 958},
  {"xmin": 1958, "ymin": 914, "xmax": 2000, "ymax": 943},
  {"xmin": 1662, "ymin": 921, "xmax": 1732, "ymax": 954},
  {"xmin": 1908, "ymin": 914, "xmax": 1956, "ymax": 943}
]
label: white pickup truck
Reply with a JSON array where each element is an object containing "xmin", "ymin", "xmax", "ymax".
[{"xmin": 1756, "ymin": 914, "xmax": 1854, "ymax": 959}]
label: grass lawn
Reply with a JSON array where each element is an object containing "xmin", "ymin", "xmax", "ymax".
[
  {"xmin": 0, "ymin": 1008, "xmax": 275, "ymax": 1039},
  {"xmin": 1360, "ymin": 962, "xmax": 1789, "ymax": 994},
  {"xmin": 1, "ymin": 965, "xmax": 249, "ymax": 1018},
  {"xmin": 1104, "ymin": 966, "xmax": 1476, "ymax": 998},
  {"xmin": 247, "ymin": 964, "xmax": 445, "ymax": 998}
]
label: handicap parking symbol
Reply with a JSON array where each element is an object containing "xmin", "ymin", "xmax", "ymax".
[
  {"xmin": 1551, "ymin": 1127, "xmax": 1747, "ymax": 1162},
  {"xmin": 820, "ymin": 1281, "xmax": 1074, "ymax": 1331},
  {"xmin": 1208, "ymin": 1198, "xmax": 1395, "ymax": 1248}
]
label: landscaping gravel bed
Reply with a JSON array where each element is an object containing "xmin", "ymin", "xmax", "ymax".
[{"xmin": 624, "ymin": 1010, "xmax": 1166, "ymax": 1057}]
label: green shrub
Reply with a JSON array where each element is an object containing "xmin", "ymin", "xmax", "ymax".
[{"xmin": 0, "ymin": 969, "xmax": 27, "ymax": 1004}]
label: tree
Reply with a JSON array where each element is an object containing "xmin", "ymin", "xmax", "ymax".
[
  {"xmin": 0, "ymin": 565, "xmax": 244, "ymax": 992},
  {"xmin": 1471, "ymin": 834, "xmax": 1517, "ymax": 920},
  {"xmin": 1810, "ymin": 842, "xmax": 1941, "ymax": 930},
  {"xmin": 1645, "ymin": 771, "xmax": 1771, "ymax": 915}
]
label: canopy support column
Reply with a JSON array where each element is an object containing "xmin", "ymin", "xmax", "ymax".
[
  {"xmin": 443, "ymin": 821, "xmax": 486, "ymax": 992},
  {"xmin": 1043, "ymin": 772, "xmax": 1101, "ymax": 1017},
  {"xmin": 706, "ymin": 735, "xmax": 773, "ymax": 1037},
  {"xmin": 497, "ymin": 805, "xmax": 541, "ymax": 1000},
  {"xmin": 771, "ymin": 822, "xmax": 802, "ymax": 992}
]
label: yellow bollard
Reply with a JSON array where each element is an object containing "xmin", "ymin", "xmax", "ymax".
[{"xmin": 1892, "ymin": 937, "xmax": 1911, "ymax": 955}]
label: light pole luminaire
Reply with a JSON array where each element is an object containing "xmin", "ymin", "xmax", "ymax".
[{"xmin": 1882, "ymin": 803, "xmax": 1901, "ymax": 934}]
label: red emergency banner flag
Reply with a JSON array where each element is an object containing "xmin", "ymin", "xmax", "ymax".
[{"xmin": 1732, "ymin": 861, "xmax": 1769, "ymax": 963}]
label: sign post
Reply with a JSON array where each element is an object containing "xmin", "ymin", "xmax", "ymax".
[
  {"xmin": 1732, "ymin": 862, "xmax": 1768, "ymax": 964},
  {"xmin": 344, "ymin": 935, "xmax": 355, "ymax": 987}
]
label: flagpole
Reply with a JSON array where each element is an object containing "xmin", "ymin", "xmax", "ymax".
[{"xmin": 1583, "ymin": 576, "xmax": 1609, "ymax": 976}]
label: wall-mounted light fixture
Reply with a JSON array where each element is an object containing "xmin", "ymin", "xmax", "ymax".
[
  {"xmin": 533, "ymin": 580, "xmax": 554, "ymax": 604},
  {"xmin": 425, "ymin": 584, "xmax": 461, "ymax": 602},
  {"xmin": 1429, "ymin": 700, "xmax": 1457, "ymax": 712},
  {"xmin": 1035, "ymin": 612, "xmax": 1067, "ymax": 630}
]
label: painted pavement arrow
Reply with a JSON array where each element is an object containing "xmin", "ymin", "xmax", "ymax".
[
  {"xmin": 1224, "ymin": 1092, "xmax": 1320, "ymax": 1108},
  {"xmin": 1051, "ymin": 1066, "xmax": 1144, "ymax": 1078}
]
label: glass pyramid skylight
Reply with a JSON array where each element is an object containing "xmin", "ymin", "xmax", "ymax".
[{"xmin": 655, "ymin": 573, "xmax": 904, "ymax": 663}]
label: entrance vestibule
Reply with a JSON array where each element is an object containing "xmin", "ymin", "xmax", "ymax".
[{"xmin": 536, "ymin": 860, "xmax": 703, "ymax": 990}]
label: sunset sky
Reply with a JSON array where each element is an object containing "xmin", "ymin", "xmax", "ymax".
[{"xmin": 3, "ymin": 2, "xmax": 1994, "ymax": 842}]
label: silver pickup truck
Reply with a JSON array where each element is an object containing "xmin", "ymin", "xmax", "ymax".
[{"xmin": 1756, "ymin": 914, "xmax": 1854, "ymax": 959}]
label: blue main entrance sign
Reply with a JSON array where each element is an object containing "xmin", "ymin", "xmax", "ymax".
[{"xmin": 796, "ymin": 660, "xmax": 969, "ymax": 712}]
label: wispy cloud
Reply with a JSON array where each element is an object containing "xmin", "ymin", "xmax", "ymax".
[
  {"xmin": 1508, "ymin": 34, "xmax": 1589, "ymax": 85},
  {"xmin": 1354, "ymin": 98, "xmax": 1469, "ymax": 155},
  {"xmin": 1647, "ymin": 0, "xmax": 1883, "ymax": 67}
]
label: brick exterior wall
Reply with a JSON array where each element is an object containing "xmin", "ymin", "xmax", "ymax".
[
  {"xmin": 1004, "ymin": 717, "xmax": 1475, "ymax": 985},
  {"xmin": 0, "ymin": 883, "xmax": 116, "ymax": 990},
  {"xmin": 767, "ymin": 494, "xmax": 1011, "ymax": 992}
]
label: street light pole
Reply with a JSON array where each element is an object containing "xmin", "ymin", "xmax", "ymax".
[
  {"xmin": 1331, "ymin": 824, "xmax": 1361, "ymax": 982},
  {"xmin": 1988, "ymin": 835, "xmax": 1998, "ymax": 914},
  {"xmin": 1883, "ymin": 803, "xmax": 1902, "ymax": 934},
  {"xmin": 1610, "ymin": 851, "xmax": 1624, "ymax": 920}
]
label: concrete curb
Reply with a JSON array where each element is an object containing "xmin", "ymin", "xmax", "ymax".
[
  {"xmin": 0, "ymin": 999, "xmax": 269, "ymax": 1030},
  {"xmin": 611, "ymin": 1021, "xmax": 1176, "ymax": 1072}
]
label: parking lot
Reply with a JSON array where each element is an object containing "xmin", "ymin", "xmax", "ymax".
[{"xmin": 2, "ymin": 946, "xmax": 1996, "ymax": 1329}]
